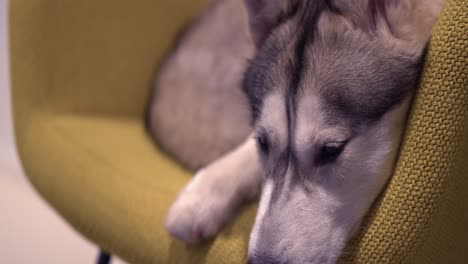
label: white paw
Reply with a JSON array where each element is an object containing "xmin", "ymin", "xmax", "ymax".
[{"xmin": 165, "ymin": 170, "xmax": 235, "ymax": 243}]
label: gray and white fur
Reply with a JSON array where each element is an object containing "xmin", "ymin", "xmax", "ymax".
[{"xmin": 148, "ymin": 0, "xmax": 444, "ymax": 263}]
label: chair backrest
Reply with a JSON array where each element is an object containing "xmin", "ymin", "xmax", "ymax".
[
  {"xmin": 10, "ymin": 0, "xmax": 207, "ymax": 120},
  {"xmin": 339, "ymin": 0, "xmax": 468, "ymax": 262}
]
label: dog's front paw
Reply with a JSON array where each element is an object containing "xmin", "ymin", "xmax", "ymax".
[{"xmin": 165, "ymin": 170, "xmax": 235, "ymax": 243}]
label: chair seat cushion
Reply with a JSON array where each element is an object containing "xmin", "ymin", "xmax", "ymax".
[{"xmin": 19, "ymin": 112, "xmax": 257, "ymax": 263}]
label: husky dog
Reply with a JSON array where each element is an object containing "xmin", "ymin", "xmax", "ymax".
[{"xmin": 148, "ymin": 0, "xmax": 444, "ymax": 262}]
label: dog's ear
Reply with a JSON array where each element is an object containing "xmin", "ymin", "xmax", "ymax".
[
  {"xmin": 244, "ymin": 0, "xmax": 298, "ymax": 46},
  {"xmin": 369, "ymin": 0, "xmax": 445, "ymax": 49}
]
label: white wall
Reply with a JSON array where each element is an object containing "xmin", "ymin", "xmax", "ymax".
[{"xmin": 0, "ymin": 0, "xmax": 16, "ymax": 166}]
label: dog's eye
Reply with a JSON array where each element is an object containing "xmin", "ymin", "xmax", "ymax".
[
  {"xmin": 317, "ymin": 141, "xmax": 346, "ymax": 164},
  {"xmin": 256, "ymin": 134, "xmax": 270, "ymax": 155}
]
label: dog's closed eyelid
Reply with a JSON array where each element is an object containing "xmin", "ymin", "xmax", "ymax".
[
  {"xmin": 315, "ymin": 135, "xmax": 350, "ymax": 149},
  {"xmin": 255, "ymin": 126, "xmax": 281, "ymax": 146},
  {"xmin": 314, "ymin": 140, "xmax": 348, "ymax": 165},
  {"xmin": 323, "ymin": 141, "xmax": 346, "ymax": 148},
  {"xmin": 256, "ymin": 134, "xmax": 270, "ymax": 155}
]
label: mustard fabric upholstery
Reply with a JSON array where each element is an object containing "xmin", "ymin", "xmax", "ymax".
[
  {"xmin": 9, "ymin": 0, "xmax": 467, "ymax": 263},
  {"xmin": 338, "ymin": 0, "xmax": 468, "ymax": 262}
]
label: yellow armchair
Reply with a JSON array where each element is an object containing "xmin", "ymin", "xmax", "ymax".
[{"xmin": 9, "ymin": 0, "xmax": 467, "ymax": 263}]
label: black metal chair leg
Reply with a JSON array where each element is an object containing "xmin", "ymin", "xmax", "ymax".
[{"xmin": 97, "ymin": 249, "xmax": 111, "ymax": 264}]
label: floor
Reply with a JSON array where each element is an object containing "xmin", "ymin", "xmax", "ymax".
[{"xmin": 0, "ymin": 1, "xmax": 124, "ymax": 263}]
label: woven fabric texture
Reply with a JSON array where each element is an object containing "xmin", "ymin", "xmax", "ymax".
[
  {"xmin": 9, "ymin": 0, "xmax": 467, "ymax": 263},
  {"xmin": 340, "ymin": 0, "xmax": 468, "ymax": 262}
]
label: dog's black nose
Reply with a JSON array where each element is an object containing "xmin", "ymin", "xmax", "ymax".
[{"xmin": 247, "ymin": 254, "xmax": 282, "ymax": 264}]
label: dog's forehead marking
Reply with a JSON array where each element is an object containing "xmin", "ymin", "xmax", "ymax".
[
  {"xmin": 295, "ymin": 92, "xmax": 353, "ymax": 147},
  {"xmin": 258, "ymin": 91, "xmax": 297, "ymax": 203},
  {"xmin": 258, "ymin": 92, "xmax": 288, "ymax": 144},
  {"xmin": 295, "ymin": 94, "xmax": 322, "ymax": 147}
]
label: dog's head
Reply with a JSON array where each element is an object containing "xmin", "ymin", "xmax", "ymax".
[{"xmin": 243, "ymin": 0, "xmax": 443, "ymax": 263}]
